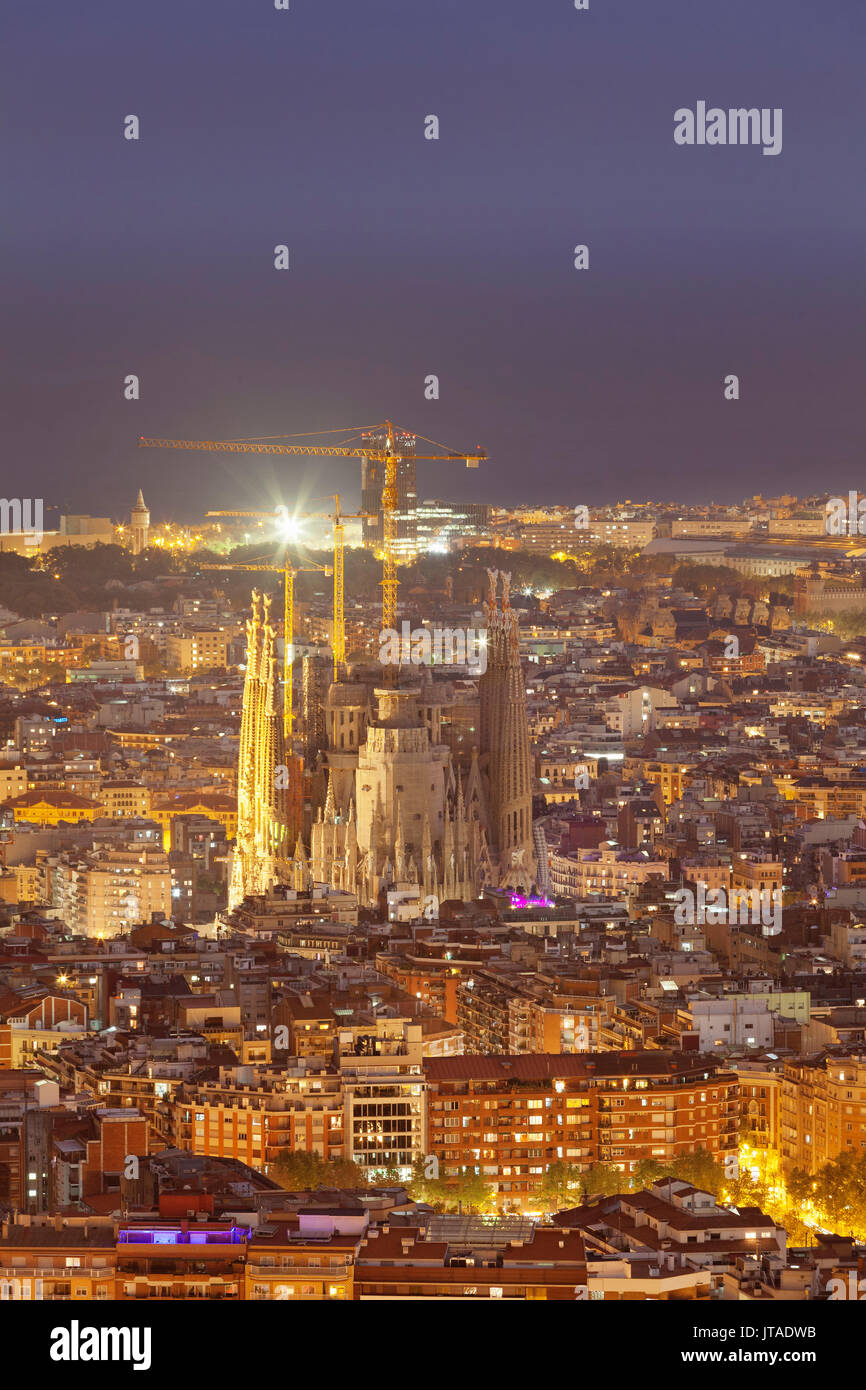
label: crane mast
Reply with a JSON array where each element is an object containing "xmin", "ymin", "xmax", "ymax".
[
  {"xmin": 141, "ymin": 420, "xmax": 485, "ymax": 638},
  {"xmin": 202, "ymin": 537, "xmax": 330, "ymax": 738}
]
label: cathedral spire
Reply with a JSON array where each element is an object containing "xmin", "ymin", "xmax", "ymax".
[
  {"xmin": 230, "ymin": 589, "xmax": 292, "ymax": 906},
  {"xmin": 324, "ymin": 771, "xmax": 336, "ymax": 822},
  {"xmin": 479, "ymin": 570, "xmax": 536, "ymax": 894}
]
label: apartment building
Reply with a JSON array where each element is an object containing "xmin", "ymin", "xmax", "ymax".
[
  {"xmin": 0, "ymin": 1211, "xmax": 588, "ymax": 1302},
  {"xmin": 356, "ymin": 1221, "xmax": 587, "ymax": 1300},
  {"xmin": 165, "ymin": 628, "xmax": 231, "ymax": 673},
  {"xmin": 604, "ymin": 687, "xmax": 679, "ymax": 737},
  {"xmin": 0, "ymin": 1221, "xmax": 116, "ymax": 1301},
  {"xmin": 245, "ymin": 1216, "xmax": 362, "ymax": 1301},
  {"xmin": 457, "ymin": 968, "xmax": 606, "ymax": 1056},
  {"xmin": 337, "ymin": 1022, "xmax": 427, "ymax": 1180},
  {"xmin": 780, "ymin": 1052, "xmax": 866, "ymax": 1172},
  {"xmin": 6, "ymin": 790, "xmax": 101, "ymax": 827},
  {"xmin": 0, "ymin": 1073, "xmax": 61, "ymax": 1210},
  {"xmin": 425, "ymin": 1053, "xmax": 739, "ymax": 1209},
  {"xmin": 679, "ymin": 993, "xmax": 775, "ymax": 1053},
  {"xmin": 50, "ymin": 1108, "xmax": 149, "ymax": 1211},
  {"xmin": 375, "ymin": 952, "xmax": 462, "ymax": 1025},
  {"xmin": 100, "ymin": 780, "xmax": 151, "ymax": 820},
  {"xmin": 589, "ymin": 519, "xmax": 656, "ymax": 549},
  {"xmin": 0, "ymin": 990, "xmax": 89, "ymax": 1069},
  {"xmin": 167, "ymin": 1022, "xmax": 427, "ymax": 1182},
  {"xmin": 115, "ymin": 1219, "xmax": 247, "ymax": 1300},
  {"xmin": 731, "ymin": 854, "xmax": 783, "ymax": 897},
  {"xmin": 549, "ymin": 845, "xmax": 669, "ymax": 900},
  {"xmin": 733, "ymin": 1059, "xmax": 784, "ymax": 1159},
  {"xmin": 151, "ymin": 793, "xmax": 238, "ymax": 851},
  {"xmin": 51, "ymin": 845, "xmax": 172, "ymax": 936},
  {"xmin": 169, "ymin": 1062, "xmax": 346, "ymax": 1171}
]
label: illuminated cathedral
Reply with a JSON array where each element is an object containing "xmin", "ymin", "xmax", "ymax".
[
  {"xmin": 231, "ymin": 570, "xmax": 536, "ymax": 909},
  {"xmin": 229, "ymin": 591, "xmax": 293, "ymax": 907},
  {"xmin": 308, "ymin": 568, "xmax": 536, "ymax": 904}
]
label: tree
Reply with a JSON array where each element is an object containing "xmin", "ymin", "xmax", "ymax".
[
  {"xmin": 536, "ymin": 1160, "xmax": 587, "ymax": 1212},
  {"xmin": 406, "ymin": 1156, "xmax": 446, "ymax": 1207},
  {"xmin": 783, "ymin": 1166, "xmax": 812, "ymax": 1207},
  {"xmin": 668, "ymin": 1146, "xmax": 725, "ymax": 1197},
  {"xmin": 427, "ymin": 1166, "xmax": 497, "ymax": 1214},
  {"xmin": 270, "ymin": 1150, "xmax": 368, "ymax": 1192},
  {"xmin": 578, "ymin": 1162, "xmax": 624, "ymax": 1201},
  {"xmin": 624, "ymin": 1148, "xmax": 725, "ymax": 1201},
  {"xmin": 630, "ymin": 1158, "xmax": 668, "ymax": 1191},
  {"xmin": 815, "ymin": 1152, "xmax": 866, "ymax": 1237}
]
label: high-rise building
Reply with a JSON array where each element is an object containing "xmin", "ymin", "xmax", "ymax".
[
  {"xmin": 415, "ymin": 499, "xmax": 491, "ymax": 553},
  {"xmin": 130, "ymin": 489, "xmax": 150, "ymax": 554},
  {"xmin": 360, "ymin": 427, "xmax": 417, "ymax": 560}
]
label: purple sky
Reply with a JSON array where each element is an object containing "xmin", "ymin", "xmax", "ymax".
[{"xmin": 2, "ymin": 0, "xmax": 864, "ymax": 521}]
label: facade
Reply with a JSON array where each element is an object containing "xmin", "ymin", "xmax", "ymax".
[
  {"xmin": 230, "ymin": 591, "xmax": 294, "ymax": 907},
  {"xmin": 549, "ymin": 845, "xmax": 668, "ymax": 901},
  {"xmin": 51, "ymin": 846, "xmax": 172, "ymax": 936},
  {"xmin": 166, "ymin": 629, "xmax": 230, "ymax": 672},
  {"xmin": 478, "ymin": 569, "xmax": 536, "ymax": 893},
  {"xmin": 308, "ymin": 569, "xmax": 537, "ymax": 906},
  {"xmin": 425, "ymin": 1053, "xmax": 739, "ymax": 1209},
  {"xmin": 780, "ymin": 1053, "xmax": 866, "ymax": 1172}
]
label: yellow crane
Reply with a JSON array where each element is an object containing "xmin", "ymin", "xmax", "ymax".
[
  {"xmin": 139, "ymin": 421, "xmax": 485, "ymax": 633},
  {"xmin": 201, "ymin": 544, "xmax": 330, "ymax": 738},
  {"xmin": 302, "ymin": 494, "xmax": 371, "ymax": 680}
]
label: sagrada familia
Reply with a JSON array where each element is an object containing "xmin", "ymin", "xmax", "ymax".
[
  {"xmin": 229, "ymin": 592, "xmax": 291, "ymax": 907},
  {"xmin": 229, "ymin": 571, "xmax": 536, "ymax": 909}
]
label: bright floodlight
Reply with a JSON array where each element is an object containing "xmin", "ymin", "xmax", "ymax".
[{"xmin": 275, "ymin": 504, "xmax": 303, "ymax": 540}]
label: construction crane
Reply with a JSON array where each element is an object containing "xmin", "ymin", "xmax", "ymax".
[
  {"xmin": 303, "ymin": 494, "xmax": 370, "ymax": 681},
  {"xmin": 201, "ymin": 545, "xmax": 330, "ymax": 738},
  {"xmin": 140, "ymin": 421, "xmax": 485, "ymax": 633}
]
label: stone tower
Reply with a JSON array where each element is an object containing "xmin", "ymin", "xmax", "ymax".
[
  {"xmin": 229, "ymin": 591, "xmax": 292, "ymax": 907},
  {"xmin": 130, "ymin": 489, "xmax": 150, "ymax": 555},
  {"xmin": 479, "ymin": 568, "xmax": 536, "ymax": 893}
]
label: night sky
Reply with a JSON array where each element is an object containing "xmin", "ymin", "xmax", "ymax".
[{"xmin": 2, "ymin": 0, "xmax": 864, "ymax": 522}]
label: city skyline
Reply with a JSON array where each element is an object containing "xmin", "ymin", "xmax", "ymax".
[{"xmin": 2, "ymin": 0, "xmax": 864, "ymax": 1349}]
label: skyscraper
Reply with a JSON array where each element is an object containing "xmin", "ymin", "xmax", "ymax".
[{"xmin": 360, "ymin": 426, "xmax": 418, "ymax": 560}]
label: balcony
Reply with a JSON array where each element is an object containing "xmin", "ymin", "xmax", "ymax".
[
  {"xmin": 124, "ymin": 1285, "xmax": 239, "ymax": 1299},
  {"xmin": 247, "ymin": 1262, "xmax": 349, "ymax": 1279}
]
